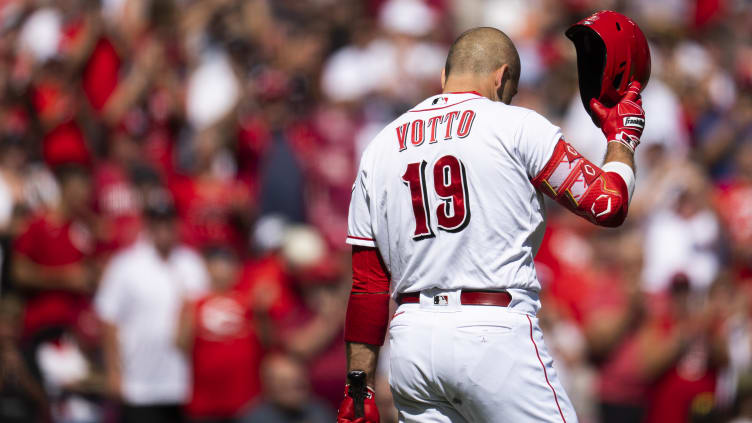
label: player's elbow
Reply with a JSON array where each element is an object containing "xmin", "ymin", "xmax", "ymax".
[
  {"xmin": 590, "ymin": 195, "xmax": 628, "ymax": 228},
  {"xmin": 595, "ymin": 210, "xmax": 627, "ymax": 227}
]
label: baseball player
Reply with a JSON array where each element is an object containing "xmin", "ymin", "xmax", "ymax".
[{"xmin": 337, "ymin": 12, "xmax": 649, "ymax": 423}]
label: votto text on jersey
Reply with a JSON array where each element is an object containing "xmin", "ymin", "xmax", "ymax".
[{"xmin": 396, "ymin": 109, "xmax": 476, "ymax": 151}]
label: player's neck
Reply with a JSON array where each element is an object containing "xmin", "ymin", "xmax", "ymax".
[{"xmin": 442, "ymin": 75, "xmax": 495, "ymax": 100}]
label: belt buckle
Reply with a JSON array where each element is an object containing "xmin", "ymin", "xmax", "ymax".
[{"xmin": 433, "ymin": 295, "xmax": 449, "ymax": 306}]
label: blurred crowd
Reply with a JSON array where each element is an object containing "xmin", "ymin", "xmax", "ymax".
[{"xmin": 0, "ymin": 0, "xmax": 751, "ymax": 422}]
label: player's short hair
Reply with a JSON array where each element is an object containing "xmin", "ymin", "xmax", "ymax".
[{"xmin": 444, "ymin": 27, "xmax": 521, "ymax": 81}]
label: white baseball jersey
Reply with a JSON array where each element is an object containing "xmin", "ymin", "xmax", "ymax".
[{"xmin": 346, "ymin": 92, "xmax": 561, "ymax": 312}]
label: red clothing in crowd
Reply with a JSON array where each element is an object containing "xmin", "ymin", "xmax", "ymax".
[
  {"xmin": 288, "ymin": 118, "xmax": 355, "ymax": 248},
  {"xmin": 143, "ymin": 122, "xmax": 178, "ymax": 177},
  {"xmin": 169, "ymin": 174, "xmax": 251, "ymax": 252},
  {"xmin": 644, "ymin": 357, "xmax": 717, "ymax": 423},
  {"xmin": 715, "ymin": 180, "xmax": 752, "ymax": 247},
  {"xmin": 236, "ymin": 115, "xmax": 272, "ymax": 202},
  {"xmin": 236, "ymin": 254, "xmax": 299, "ymax": 323},
  {"xmin": 82, "ymin": 37, "xmax": 121, "ymax": 112},
  {"xmin": 93, "ymin": 162, "xmax": 142, "ymax": 253},
  {"xmin": 535, "ymin": 220, "xmax": 601, "ymax": 324},
  {"xmin": 643, "ymin": 294, "xmax": 720, "ymax": 423},
  {"xmin": 237, "ymin": 254, "xmax": 346, "ymax": 409},
  {"xmin": 13, "ymin": 214, "xmax": 94, "ymax": 337},
  {"xmin": 280, "ymin": 306, "xmax": 346, "ymax": 410},
  {"xmin": 715, "ymin": 180, "xmax": 752, "ymax": 278},
  {"xmin": 187, "ymin": 290, "xmax": 263, "ymax": 418},
  {"xmin": 42, "ymin": 121, "xmax": 91, "ymax": 167},
  {"xmin": 583, "ymin": 278, "xmax": 650, "ymax": 407},
  {"xmin": 32, "ymin": 79, "xmax": 91, "ymax": 168}
]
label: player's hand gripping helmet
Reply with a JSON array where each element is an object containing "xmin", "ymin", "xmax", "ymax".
[{"xmin": 566, "ymin": 10, "xmax": 651, "ymax": 123}]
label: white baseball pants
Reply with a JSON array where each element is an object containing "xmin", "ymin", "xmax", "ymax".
[{"xmin": 387, "ymin": 290, "xmax": 578, "ymax": 423}]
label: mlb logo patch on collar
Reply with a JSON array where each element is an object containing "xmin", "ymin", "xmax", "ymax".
[{"xmin": 431, "ymin": 96, "xmax": 449, "ymax": 106}]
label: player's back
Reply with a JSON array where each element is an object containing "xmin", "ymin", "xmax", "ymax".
[{"xmin": 347, "ymin": 92, "xmax": 562, "ymax": 312}]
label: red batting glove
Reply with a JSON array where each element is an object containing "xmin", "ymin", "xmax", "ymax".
[
  {"xmin": 589, "ymin": 81, "xmax": 645, "ymax": 153},
  {"xmin": 336, "ymin": 385, "xmax": 379, "ymax": 423}
]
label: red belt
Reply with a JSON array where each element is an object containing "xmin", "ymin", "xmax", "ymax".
[{"xmin": 396, "ymin": 290, "xmax": 512, "ymax": 307}]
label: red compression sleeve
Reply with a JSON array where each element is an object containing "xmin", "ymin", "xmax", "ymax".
[
  {"xmin": 344, "ymin": 246, "xmax": 390, "ymax": 346},
  {"xmin": 532, "ymin": 138, "xmax": 629, "ymax": 227}
]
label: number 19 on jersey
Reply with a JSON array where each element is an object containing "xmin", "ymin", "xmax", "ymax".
[{"xmin": 401, "ymin": 155, "xmax": 471, "ymax": 240}]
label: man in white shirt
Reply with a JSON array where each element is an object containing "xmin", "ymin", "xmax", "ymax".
[{"xmin": 95, "ymin": 199, "xmax": 208, "ymax": 423}]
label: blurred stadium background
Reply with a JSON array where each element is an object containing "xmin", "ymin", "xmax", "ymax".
[{"xmin": 0, "ymin": 0, "xmax": 751, "ymax": 422}]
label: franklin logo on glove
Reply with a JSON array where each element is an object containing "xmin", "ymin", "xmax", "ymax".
[
  {"xmin": 623, "ymin": 117, "xmax": 645, "ymax": 128},
  {"xmin": 589, "ymin": 81, "xmax": 646, "ymax": 152}
]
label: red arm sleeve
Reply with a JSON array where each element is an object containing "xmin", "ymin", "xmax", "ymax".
[
  {"xmin": 344, "ymin": 246, "xmax": 390, "ymax": 346},
  {"xmin": 532, "ymin": 138, "xmax": 630, "ymax": 227}
]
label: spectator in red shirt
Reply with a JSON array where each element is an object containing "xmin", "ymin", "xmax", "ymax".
[
  {"xmin": 576, "ymin": 231, "xmax": 650, "ymax": 423},
  {"xmin": 243, "ymin": 224, "xmax": 348, "ymax": 409},
  {"xmin": 93, "ymin": 131, "xmax": 144, "ymax": 254},
  {"xmin": 177, "ymin": 246, "xmax": 265, "ymax": 423},
  {"xmin": 275, "ymin": 265, "xmax": 348, "ymax": 408},
  {"xmin": 642, "ymin": 276, "xmax": 728, "ymax": 423},
  {"xmin": 585, "ymin": 272, "xmax": 728, "ymax": 423},
  {"xmin": 239, "ymin": 224, "xmax": 348, "ymax": 409},
  {"xmin": 169, "ymin": 128, "xmax": 253, "ymax": 253},
  {"xmin": 11, "ymin": 164, "xmax": 97, "ymax": 340}
]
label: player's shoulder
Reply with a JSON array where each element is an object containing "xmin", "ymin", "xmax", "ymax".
[
  {"xmin": 459, "ymin": 99, "xmax": 558, "ymax": 142},
  {"xmin": 483, "ymin": 101, "xmax": 548, "ymax": 123},
  {"xmin": 491, "ymin": 103, "xmax": 560, "ymax": 139}
]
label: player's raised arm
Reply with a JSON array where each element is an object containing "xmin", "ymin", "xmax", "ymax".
[{"xmin": 532, "ymin": 82, "xmax": 645, "ymax": 227}]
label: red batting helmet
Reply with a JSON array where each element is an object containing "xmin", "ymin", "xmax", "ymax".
[{"xmin": 566, "ymin": 10, "xmax": 651, "ymax": 119}]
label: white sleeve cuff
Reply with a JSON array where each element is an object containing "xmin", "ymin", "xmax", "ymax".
[
  {"xmin": 345, "ymin": 235, "xmax": 376, "ymax": 248},
  {"xmin": 602, "ymin": 161, "xmax": 635, "ymax": 204}
]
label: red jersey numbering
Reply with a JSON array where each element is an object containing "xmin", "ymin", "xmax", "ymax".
[
  {"xmin": 401, "ymin": 155, "xmax": 471, "ymax": 239},
  {"xmin": 397, "ymin": 110, "xmax": 476, "ymax": 152}
]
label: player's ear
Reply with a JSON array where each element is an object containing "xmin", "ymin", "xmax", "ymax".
[
  {"xmin": 496, "ymin": 64, "xmax": 510, "ymax": 89},
  {"xmin": 441, "ymin": 67, "xmax": 447, "ymax": 90},
  {"xmin": 494, "ymin": 64, "xmax": 509, "ymax": 101}
]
